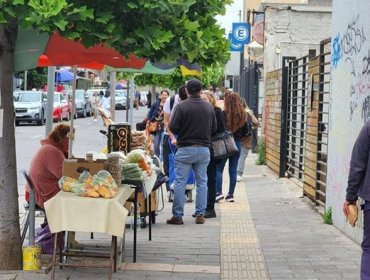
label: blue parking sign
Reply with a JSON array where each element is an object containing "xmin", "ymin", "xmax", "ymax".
[
  {"xmin": 229, "ymin": 33, "xmax": 243, "ymax": 52},
  {"xmin": 232, "ymin": 22, "xmax": 250, "ymax": 44}
]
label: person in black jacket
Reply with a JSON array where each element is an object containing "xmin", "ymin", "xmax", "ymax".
[
  {"xmin": 167, "ymin": 79, "xmax": 216, "ymax": 225},
  {"xmin": 200, "ymin": 91, "xmax": 226, "ymax": 218},
  {"xmin": 344, "ymin": 120, "xmax": 370, "ymax": 279}
]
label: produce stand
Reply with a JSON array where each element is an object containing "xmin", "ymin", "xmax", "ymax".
[{"xmin": 44, "ymin": 186, "xmax": 134, "ymax": 280}]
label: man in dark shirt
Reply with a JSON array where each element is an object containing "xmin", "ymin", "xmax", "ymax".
[
  {"xmin": 167, "ymin": 79, "xmax": 216, "ymax": 225},
  {"xmin": 344, "ymin": 120, "xmax": 370, "ymax": 279}
]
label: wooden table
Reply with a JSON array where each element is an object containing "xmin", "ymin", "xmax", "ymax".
[{"xmin": 44, "ymin": 186, "xmax": 134, "ymax": 280}]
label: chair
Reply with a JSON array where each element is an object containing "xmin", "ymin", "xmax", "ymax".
[{"xmin": 21, "ymin": 169, "xmax": 45, "ymax": 245}]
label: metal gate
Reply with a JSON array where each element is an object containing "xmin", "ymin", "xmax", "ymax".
[
  {"xmin": 285, "ymin": 54, "xmax": 312, "ymax": 183},
  {"xmin": 236, "ymin": 62, "xmax": 261, "ymax": 151},
  {"xmin": 315, "ymin": 38, "xmax": 331, "ymax": 207}
]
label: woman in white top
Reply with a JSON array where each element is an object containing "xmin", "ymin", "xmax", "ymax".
[
  {"xmin": 100, "ymin": 90, "xmax": 111, "ymax": 118},
  {"xmin": 91, "ymin": 91, "xmax": 100, "ymax": 122}
]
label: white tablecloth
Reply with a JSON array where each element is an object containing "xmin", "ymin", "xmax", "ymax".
[{"xmin": 44, "ymin": 186, "xmax": 134, "ymax": 237}]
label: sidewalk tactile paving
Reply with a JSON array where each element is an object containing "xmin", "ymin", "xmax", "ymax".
[{"xmin": 220, "ymin": 180, "xmax": 270, "ymax": 280}]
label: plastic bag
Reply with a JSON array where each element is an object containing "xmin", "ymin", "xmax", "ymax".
[{"xmin": 35, "ymin": 224, "xmax": 64, "ymax": 254}]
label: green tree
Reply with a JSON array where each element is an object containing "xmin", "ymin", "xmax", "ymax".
[
  {"xmin": 134, "ymin": 62, "xmax": 225, "ymax": 90},
  {"xmin": 16, "ymin": 68, "xmax": 47, "ymax": 90},
  {"xmin": 0, "ymin": 0, "xmax": 231, "ymax": 269}
]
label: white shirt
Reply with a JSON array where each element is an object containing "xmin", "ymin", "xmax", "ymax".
[
  {"xmin": 163, "ymin": 94, "xmax": 180, "ymax": 135},
  {"xmin": 100, "ymin": 96, "xmax": 111, "ymax": 110},
  {"xmin": 163, "ymin": 94, "xmax": 180, "ymax": 114}
]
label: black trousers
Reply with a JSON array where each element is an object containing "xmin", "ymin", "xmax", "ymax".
[
  {"xmin": 206, "ymin": 158, "xmax": 217, "ymax": 210},
  {"xmin": 162, "ymin": 134, "xmax": 171, "ymax": 191}
]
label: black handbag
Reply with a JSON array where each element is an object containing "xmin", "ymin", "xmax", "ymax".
[{"xmin": 211, "ymin": 130, "xmax": 239, "ymax": 160}]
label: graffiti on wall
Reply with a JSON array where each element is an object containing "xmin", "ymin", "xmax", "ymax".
[
  {"xmin": 327, "ymin": 153, "xmax": 351, "ymax": 195},
  {"xmin": 333, "ymin": 14, "xmax": 370, "ymax": 123},
  {"xmin": 332, "ymin": 15, "xmax": 367, "ymax": 75}
]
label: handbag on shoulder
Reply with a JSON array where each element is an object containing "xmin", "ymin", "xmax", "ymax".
[{"xmin": 211, "ymin": 130, "xmax": 239, "ymax": 160}]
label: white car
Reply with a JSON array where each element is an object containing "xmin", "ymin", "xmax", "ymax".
[
  {"xmin": 14, "ymin": 91, "xmax": 47, "ymax": 126},
  {"xmin": 115, "ymin": 90, "xmax": 127, "ymax": 109}
]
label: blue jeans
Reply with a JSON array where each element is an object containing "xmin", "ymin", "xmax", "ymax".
[
  {"xmin": 153, "ymin": 131, "xmax": 163, "ymax": 158},
  {"xmin": 216, "ymin": 140, "xmax": 241, "ymax": 196},
  {"xmin": 172, "ymin": 146, "xmax": 210, "ymax": 217},
  {"xmin": 237, "ymin": 146, "xmax": 249, "ymax": 176}
]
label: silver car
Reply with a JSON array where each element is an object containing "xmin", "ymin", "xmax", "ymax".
[{"xmin": 14, "ymin": 91, "xmax": 46, "ymax": 126}]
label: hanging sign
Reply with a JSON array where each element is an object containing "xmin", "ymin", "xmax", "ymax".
[
  {"xmin": 232, "ymin": 22, "xmax": 251, "ymax": 44},
  {"xmin": 229, "ymin": 33, "xmax": 243, "ymax": 52}
]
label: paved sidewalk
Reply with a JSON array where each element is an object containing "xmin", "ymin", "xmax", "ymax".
[{"xmin": 0, "ymin": 154, "xmax": 361, "ymax": 280}]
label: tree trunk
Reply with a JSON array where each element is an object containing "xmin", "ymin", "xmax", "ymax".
[{"xmin": 0, "ymin": 22, "xmax": 22, "ymax": 269}]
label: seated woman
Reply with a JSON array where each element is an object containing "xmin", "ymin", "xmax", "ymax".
[{"xmin": 27, "ymin": 124, "xmax": 71, "ymax": 208}]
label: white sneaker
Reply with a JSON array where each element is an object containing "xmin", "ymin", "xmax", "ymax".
[
  {"xmin": 237, "ymin": 175, "xmax": 242, "ymax": 182},
  {"xmin": 93, "ymin": 119, "xmax": 97, "ymax": 122}
]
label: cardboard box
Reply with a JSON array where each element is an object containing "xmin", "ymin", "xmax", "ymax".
[
  {"xmin": 124, "ymin": 191, "xmax": 158, "ymax": 214},
  {"xmin": 62, "ymin": 158, "xmax": 106, "ymax": 179}
]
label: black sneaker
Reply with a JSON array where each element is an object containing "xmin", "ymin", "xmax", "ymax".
[
  {"xmin": 204, "ymin": 209, "xmax": 216, "ymax": 218},
  {"xmin": 215, "ymin": 193, "xmax": 224, "ymax": 202},
  {"xmin": 225, "ymin": 195, "xmax": 235, "ymax": 202}
]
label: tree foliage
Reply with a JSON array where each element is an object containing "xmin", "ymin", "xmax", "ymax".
[
  {"xmin": 1, "ymin": 0, "xmax": 231, "ymax": 64},
  {"xmin": 134, "ymin": 62, "xmax": 225, "ymax": 90},
  {"xmin": 16, "ymin": 67, "xmax": 47, "ymax": 89},
  {"xmin": 0, "ymin": 0, "xmax": 232, "ymax": 269}
]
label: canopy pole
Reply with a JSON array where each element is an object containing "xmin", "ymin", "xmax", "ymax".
[
  {"xmin": 24, "ymin": 70, "xmax": 28, "ymax": 91},
  {"xmin": 128, "ymin": 79, "xmax": 135, "ymax": 127},
  {"xmin": 68, "ymin": 66, "xmax": 77, "ymax": 159},
  {"xmin": 45, "ymin": 66, "xmax": 56, "ymax": 136},
  {"xmin": 109, "ymin": 71, "xmax": 116, "ymax": 122},
  {"xmin": 151, "ymin": 85, "xmax": 156, "ymax": 106},
  {"xmin": 125, "ymin": 85, "xmax": 129, "ymax": 122}
]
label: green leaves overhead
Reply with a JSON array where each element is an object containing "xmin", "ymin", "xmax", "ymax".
[
  {"xmin": 4, "ymin": 0, "xmax": 232, "ymax": 65},
  {"xmin": 133, "ymin": 62, "xmax": 225, "ymax": 90}
]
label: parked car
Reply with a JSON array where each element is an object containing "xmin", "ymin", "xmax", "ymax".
[
  {"xmin": 14, "ymin": 90, "xmax": 47, "ymax": 126},
  {"xmin": 66, "ymin": 89, "xmax": 92, "ymax": 118},
  {"xmin": 53, "ymin": 92, "xmax": 71, "ymax": 122},
  {"xmin": 115, "ymin": 90, "xmax": 127, "ymax": 110},
  {"xmin": 13, "ymin": 90, "xmax": 22, "ymax": 101}
]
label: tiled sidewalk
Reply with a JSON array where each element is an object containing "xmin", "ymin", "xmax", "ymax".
[{"xmin": 1, "ymin": 154, "xmax": 362, "ymax": 280}]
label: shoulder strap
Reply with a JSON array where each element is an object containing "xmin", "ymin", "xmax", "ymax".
[{"xmin": 170, "ymin": 95, "xmax": 176, "ymax": 111}]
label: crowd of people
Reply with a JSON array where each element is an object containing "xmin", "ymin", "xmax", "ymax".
[
  {"xmin": 26, "ymin": 79, "xmax": 258, "ymax": 227},
  {"xmin": 143, "ymin": 79, "xmax": 258, "ymax": 224}
]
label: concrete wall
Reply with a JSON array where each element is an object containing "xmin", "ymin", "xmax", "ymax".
[
  {"xmin": 327, "ymin": 0, "xmax": 370, "ymax": 243},
  {"xmin": 263, "ymin": 6, "xmax": 332, "ymax": 76}
]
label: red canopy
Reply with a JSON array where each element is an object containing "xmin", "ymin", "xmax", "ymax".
[{"xmin": 37, "ymin": 32, "xmax": 146, "ymax": 69}]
